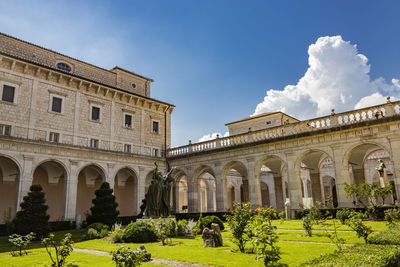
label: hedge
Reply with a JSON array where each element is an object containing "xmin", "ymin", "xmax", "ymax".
[
  {"xmin": 295, "ymin": 206, "xmax": 400, "ymax": 219},
  {"xmin": 173, "ymin": 212, "xmax": 230, "ymax": 222},
  {"xmin": 369, "ymin": 225, "xmax": 400, "ymax": 245},
  {"xmin": 300, "ymin": 244, "xmax": 400, "ymax": 266}
]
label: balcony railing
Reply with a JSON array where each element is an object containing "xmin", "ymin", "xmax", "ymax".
[{"xmin": 167, "ymin": 100, "xmax": 400, "ymax": 158}]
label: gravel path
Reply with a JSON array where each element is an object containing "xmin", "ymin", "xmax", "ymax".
[{"xmin": 74, "ymin": 248, "xmax": 210, "ymax": 267}]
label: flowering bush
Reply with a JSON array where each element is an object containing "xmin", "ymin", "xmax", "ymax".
[
  {"xmin": 8, "ymin": 232, "xmax": 35, "ymax": 256},
  {"xmin": 226, "ymin": 202, "xmax": 253, "ymax": 253},
  {"xmin": 110, "ymin": 246, "xmax": 148, "ymax": 267},
  {"xmin": 41, "ymin": 233, "xmax": 73, "ymax": 267},
  {"xmin": 155, "ymin": 218, "xmax": 176, "ymax": 245}
]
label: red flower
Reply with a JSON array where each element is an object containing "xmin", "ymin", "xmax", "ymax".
[{"xmin": 71, "ymin": 241, "xmax": 74, "ymax": 244}]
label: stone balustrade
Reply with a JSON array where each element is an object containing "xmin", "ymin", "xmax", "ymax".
[{"xmin": 167, "ymin": 100, "xmax": 400, "ymax": 157}]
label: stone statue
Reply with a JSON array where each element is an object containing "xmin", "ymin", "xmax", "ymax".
[
  {"xmin": 376, "ymin": 159, "xmax": 388, "ymax": 188},
  {"xmin": 144, "ymin": 163, "xmax": 175, "ymax": 218}
]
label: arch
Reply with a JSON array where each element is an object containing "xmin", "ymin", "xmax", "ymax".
[
  {"xmin": 295, "ymin": 149, "xmax": 335, "ymax": 208},
  {"xmin": 0, "ymin": 155, "xmax": 20, "ymax": 223},
  {"xmin": 343, "ymin": 141, "xmax": 391, "ymax": 170},
  {"xmin": 194, "ymin": 165, "xmax": 216, "ymax": 213},
  {"xmin": 114, "ymin": 167, "xmax": 138, "ymax": 216},
  {"xmin": 171, "ymin": 168, "xmax": 188, "ymax": 213},
  {"xmin": 76, "ymin": 164, "xmax": 105, "ymax": 219},
  {"xmin": 33, "ymin": 158, "xmax": 70, "ymax": 179},
  {"xmin": 256, "ymin": 155, "xmax": 287, "ymax": 211},
  {"xmin": 223, "ymin": 161, "xmax": 248, "ymax": 208},
  {"xmin": 32, "ymin": 160, "xmax": 67, "ymax": 221}
]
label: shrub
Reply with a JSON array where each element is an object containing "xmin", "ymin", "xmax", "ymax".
[
  {"xmin": 384, "ymin": 208, "xmax": 400, "ymax": 228},
  {"xmin": 86, "ymin": 182, "xmax": 119, "ymax": 227},
  {"xmin": 347, "ymin": 217, "xmax": 372, "ymax": 243},
  {"xmin": 12, "ymin": 184, "xmax": 50, "ymax": 238},
  {"xmin": 8, "ymin": 232, "xmax": 35, "ymax": 256},
  {"xmin": 84, "ymin": 222, "xmax": 109, "ymax": 240},
  {"xmin": 123, "ymin": 221, "xmax": 157, "ymax": 243},
  {"xmin": 251, "ymin": 208, "xmax": 281, "ymax": 266},
  {"xmin": 88, "ymin": 222, "xmax": 109, "ymax": 231},
  {"xmin": 176, "ymin": 219, "xmax": 188, "ymax": 236},
  {"xmin": 336, "ymin": 209, "xmax": 351, "ymax": 224},
  {"xmin": 155, "ymin": 218, "xmax": 176, "ymax": 245},
  {"xmin": 302, "ymin": 215, "xmax": 313, "ymax": 237},
  {"xmin": 42, "ymin": 233, "xmax": 73, "ymax": 267},
  {"xmin": 202, "ymin": 216, "xmax": 225, "ymax": 231},
  {"xmin": 110, "ymin": 245, "xmax": 150, "ymax": 267},
  {"xmin": 369, "ymin": 225, "xmax": 400, "ymax": 245},
  {"xmin": 186, "ymin": 219, "xmax": 197, "ymax": 235},
  {"xmin": 85, "ymin": 228, "xmax": 100, "ymax": 240},
  {"xmin": 110, "ymin": 224, "xmax": 125, "ymax": 243},
  {"xmin": 300, "ymin": 244, "xmax": 400, "ymax": 267},
  {"xmin": 226, "ymin": 202, "xmax": 253, "ymax": 253}
]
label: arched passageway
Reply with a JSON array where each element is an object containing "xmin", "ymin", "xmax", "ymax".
[
  {"xmin": 224, "ymin": 161, "xmax": 248, "ymax": 210},
  {"xmin": 32, "ymin": 161, "xmax": 67, "ymax": 221},
  {"xmin": 195, "ymin": 166, "xmax": 216, "ymax": 212},
  {"xmin": 257, "ymin": 156, "xmax": 286, "ymax": 211},
  {"xmin": 0, "ymin": 156, "xmax": 20, "ymax": 223},
  {"xmin": 76, "ymin": 165, "xmax": 104, "ymax": 219},
  {"xmin": 114, "ymin": 168, "xmax": 138, "ymax": 216},
  {"xmin": 171, "ymin": 169, "xmax": 188, "ymax": 213}
]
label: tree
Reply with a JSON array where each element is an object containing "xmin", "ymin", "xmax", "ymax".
[
  {"xmin": 12, "ymin": 184, "xmax": 50, "ymax": 238},
  {"xmin": 226, "ymin": 202, "xmax": 253, "ymax": 253},
  {"xmin": 86, "ymin": 182, "xmax": 119, "ymax": 227}
]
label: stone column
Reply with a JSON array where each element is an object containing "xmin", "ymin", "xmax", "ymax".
[
  {"xmin": 16, "ymin": 155, "xmax": 34, "ymax": 210},
  {"xmin": 106, "ymin": 163, "xmax": 115, "ymax": 190},
  {"xmin": 136, "ymin": 167, "xmax": 148, "ymax": 215},
  {"xmin": 247, "ymin": 157, "xmax": 261, "ymax": 209},
  {"xmin": 331, "ymin": 144, "xmax": 353, "ymax": 207},
  {"xmin": 214, "ymin": 162, "xmax": 226, "ymax": 211},
  {"xmin": 206, "ymin": 180, "xmax": 215, "ymax": 212},
  {"xmin": 234, "ymin": 184, "xmax": 241, "ymax": 204},
  {"xmin": 285, "ymin": 151, "xmax": 302, "ymax": 216},
  {"xmin": 319, "ymin": 173, "xmax": 326, "ymax": 205},
  {"xmin": 64, "ymin": 160, "xmax": 79, "ymax": 221},
  {"xmin": 388, "ymin": 136, "xmax": 400, "ymax": 201},
  {"xmin": 186, "ymin": 168, "xmax": 198, "ymax": 213}
]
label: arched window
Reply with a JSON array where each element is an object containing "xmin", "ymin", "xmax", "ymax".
[
  {"xmin": 131, "ymin": 83, "xmax": 136, "ymax": 89},
  {"xmin": 56, "ymin": 62, "xmax": 71, "ymax": 73}
]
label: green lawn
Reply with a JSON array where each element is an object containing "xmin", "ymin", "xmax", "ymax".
[{"xmin": 0, "ymin": 220, "xmax": 387, "ymax": 266}]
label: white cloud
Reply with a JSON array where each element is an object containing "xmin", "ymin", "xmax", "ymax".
[
  {"xmin": 198, "ymin": 132, "xmax": 229, "ymax": 142},
  {"xmin": 253, "ymin": 36, "xmax": 400, "ymax": 119}
]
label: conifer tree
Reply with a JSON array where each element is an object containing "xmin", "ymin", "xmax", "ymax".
[
  {"xmin": 86, "ymin": 182, "xmax": 119, "ymax": 227},
  {"xmin": 12, "ymin": 184, "xmax": 50, "ymax": 237}
]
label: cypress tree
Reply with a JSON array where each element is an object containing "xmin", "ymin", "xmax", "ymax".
[
  {"xmin": 86, "ymin": 182, "xmax": 119, "ymax": 227},
  {"xmin": 12, "ymin": 184, "xmax": 50, "ymax": 237}
]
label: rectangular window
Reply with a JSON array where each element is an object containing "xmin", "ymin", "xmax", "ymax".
[
  {"xmin": 124, "ymin": 144, "xmax": 131, "ymax": 153},
  {"xmin": 152, "ymin": 121, "xmax": 159, "ymax": 133},
  {"xmin": 2, "ymin": 85, "xmax": 15, "ymax": 103},
  {"xmin": 51, "ymin": 96, "xmax": 62, "ymax": 113},
  {"xmin": 90, "ymin": 138, "xmax": 99, "ymax": 148},
  {"xmin": 152, "ymin": 148, "xmax": 159, "ymax": 157},
  {"xmin": 49, "ymin": 132, "xmax": 60, "ymax": 143},
  {"xmin": 91, "ymin": 106, "xmax": 100, "ymax": 121},
  {"xmin": 0, "ymin": 124, "xmax": 11, "ymax": 136},
  {"xmin": 124, "ymin": 114, "xmax": 132, "ymax": 128},
  {"xmin": 266, "ymin": 121, "xmax": 272, "ymax": 125}
]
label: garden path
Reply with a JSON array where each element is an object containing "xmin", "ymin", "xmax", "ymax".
[{"xmin": 74, "ymin": 248, "xmax": 211, "ymax": 267}]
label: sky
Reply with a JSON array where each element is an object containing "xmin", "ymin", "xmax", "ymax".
[{"xmin": 1, "ymin": 1, "xmax": 400, "ymax": 147}]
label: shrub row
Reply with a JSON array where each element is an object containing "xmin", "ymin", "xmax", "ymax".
[
  {"xmin": 0, "ymin": 221, "xmax": 76, "ymax": 236},
  {"xmin": 369, "ymin": 225, "xmax": 400, "ymax": 245},
  {"xmin": 300, "ymin": 244, "xmax": 400, "ymax": 266},
  {"xmin": 295, "ymin": 206, "xmax": 400, "ymax": 219}
]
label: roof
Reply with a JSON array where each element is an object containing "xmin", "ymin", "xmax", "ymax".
[
  {"xmin": 225, "ymin": 111, "xmax": 298, "ymax": 126},
  {"xmin": 110, "ymin": 66, "xmax": 153, "ymax": 82}
]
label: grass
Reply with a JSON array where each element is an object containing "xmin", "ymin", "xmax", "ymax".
[{"xmin": 0, "ymin": 220, "xmax": 387, "ymax": 266}]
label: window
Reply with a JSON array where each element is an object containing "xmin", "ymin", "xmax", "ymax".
[
  {"xmin": 49, "ymin": 132, "xmax": 60, "ymax": 143},
  {"xmin": 90, "ymin": 138, "xmax": 99, "ymax": 148},
  {"xmin": 124, "ymin": 114, "xmax": 132, "ymax": 128},
  {"xmin": 91, "ymin": 106, "xmax": 100, "ymax": 121},
  {"xmin": 152, "ymin": 121, "xmax": 159, "ymax": 133},
  {"xmin": 51, "ymin": 96, "xmax": 63, "ymax": 113},
  {"xmin": 152, "ymin": 148, "xmax": 159, "ymax": 157},
  {"xmin": 131, "ymin": 83, "xmax": 136, "ymax": 89},
  {"xmin": 0, "ymin": 124, "xmax": 11, "ymax": 136},
  {"xmin": 2, "ymin": 85, "xmax": 15, "ymax": 103},
  {"xmin": 266, "ymin": 121, "xmax": 272, "ymax": 125},
  {"xmin": 56, "ymin": 62, "xmax": 71, "ymax": 73},
  {"xmin": 124, "ymin": 144, "xmax": 131, "ymax": 153}
]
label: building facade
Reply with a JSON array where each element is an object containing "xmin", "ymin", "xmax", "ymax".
[
  {"xmin": 2, "ymin": 33, "xmax": 400, "ymax": 223},
  {"xmin": 0, "ymin": 33, "xmax": 173, "ymax": 222}
]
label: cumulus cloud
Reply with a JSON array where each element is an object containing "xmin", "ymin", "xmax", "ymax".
[
  {"xmin": 198, "ymin": 132, "xmax": 229, "ymax": 142},
  {"xmin": 253, "ymin": 36, "xmax": 400, "ymax": 119}
]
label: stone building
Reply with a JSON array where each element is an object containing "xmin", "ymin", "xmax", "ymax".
[
  {"xmin": 0, "ymin": 33, "xmax": 173, "ymax": 223},
  {"xmin": 2, "ymin": 32, "xmax": 400, "ymax": 223}
]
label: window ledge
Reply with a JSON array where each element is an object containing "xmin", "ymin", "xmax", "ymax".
[
  {"xmin": 89, "ymin": 119, "xmax": 101, "ymax": 124},
  {"xmin": 48, "ymin": 110, "xmax": 64, "ymax": 115},
  {"xmin": 0, "ymin": 100, "xmax": 17, "ymax": 106}
]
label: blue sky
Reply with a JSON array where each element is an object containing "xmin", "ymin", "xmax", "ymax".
[{"xmin": 1, "ymin": 1, "xmax": 400, "ymax": 146}]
